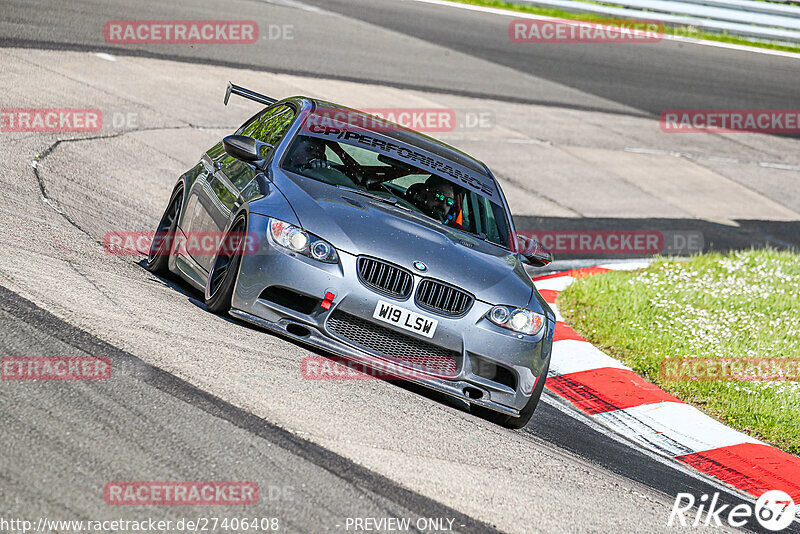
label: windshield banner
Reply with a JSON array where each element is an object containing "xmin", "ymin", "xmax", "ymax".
[{"xmin": 299, "ymin": 114, "xmax": 499, "ymax": 200}]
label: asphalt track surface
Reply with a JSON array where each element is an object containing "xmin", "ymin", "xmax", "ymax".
[
  {"xmin": 3, "ymin": 0, "xmax": 799, "ymax": 115},
  {"xmin": 3, "ymin": 0, "xmax": 799, "ymax": 250},
  {"xmin": 0, "ymin": 287, "xmax": 498, "ymax": 533},
  {"xmin": 1, "ymin": 0, "xmax": 799, "ymax": 532}
]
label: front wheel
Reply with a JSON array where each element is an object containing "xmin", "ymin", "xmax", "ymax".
[
  {"xmin": 146, "ymin": 185, "xmax": 184, "ymax": 274},
  {"xmin": 205, "ymin": 214, "xmax": 248, "ymax": 314},
  {"xmin": 472, "ymin": 357, "xmax": 550, "ymax": 429}
]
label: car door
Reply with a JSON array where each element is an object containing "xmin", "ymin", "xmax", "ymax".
[{"xmin": 187, "ymin": 103, "xmax": 297, "ymax": 272}]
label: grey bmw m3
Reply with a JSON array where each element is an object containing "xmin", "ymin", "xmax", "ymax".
[{"xmin": 148, "ymin": 83, "xmax": 555, "ymax": 428}]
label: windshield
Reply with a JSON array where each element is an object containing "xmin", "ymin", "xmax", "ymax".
[{"xmin": 280, "ymin": 113, "xmax": 511, "ymax": 248}]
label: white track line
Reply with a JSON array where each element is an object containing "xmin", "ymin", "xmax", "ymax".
[
  {"xmin": 541, "ymin": 392, "xmax": 763, "ymax": 502},
  {"xmin": 596, "ymin": 260, "xmax": 652, "ymax": 270},
  {"xmin": 408, "ymin": 0, "xmax": 800, "ymax": 59},
  {"xmin": 548, "ymin": 301, "xmax": 566, "ymax": 322},
  {"xmin": 533, "ymin": 275, "xmax": 575, "ymax": 291},
  {"xmin": 551, "ymin": 339, "xmax": 631, "ymax": 375},
  {"xmin": 594, "ymin": 401, "xmax": 763, "ymax": 455}
]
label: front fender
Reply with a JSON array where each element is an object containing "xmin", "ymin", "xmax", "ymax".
[{"xmin": 246, "ymin": 173, "xmax": 300, "ymax": 227}]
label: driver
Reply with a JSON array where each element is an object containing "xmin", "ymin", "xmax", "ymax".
[
  {"xmin": 408, "ymin": 175, "xmax": 460, "ymax": 225},
  {"xmin": 286, "ymin": 136, "xmax": 332, "ymax": 171}
]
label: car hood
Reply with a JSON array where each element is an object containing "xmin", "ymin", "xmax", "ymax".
[{"xmin": 256, "ymin": 171, "xmax": 537, "ymax": 309}]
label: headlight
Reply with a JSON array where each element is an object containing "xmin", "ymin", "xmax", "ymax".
[
  {"xmin": 268, "ymin": 218, "xmax": 339, "ymax": 263},
  {"xmin": 487, "ymin": 305, "xmax": 545, "ymax": 335}
]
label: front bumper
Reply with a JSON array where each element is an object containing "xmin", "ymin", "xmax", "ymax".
[{"xmin": 231, "ymin": 214, "xmax": 553, "ymax": 417}]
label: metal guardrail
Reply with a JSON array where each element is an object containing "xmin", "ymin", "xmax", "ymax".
[
  {"xmin": 677, "ymin": 0, "xmax": 800, "ymax": 17},
  {"xmin": 514, "ymin": 0, "xmax": 800, "ymax": 43}
]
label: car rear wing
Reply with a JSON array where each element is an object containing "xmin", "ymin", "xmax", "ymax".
[{"xmin": 224, "ymin": 82, "xmax": 277, "ymax": 106}]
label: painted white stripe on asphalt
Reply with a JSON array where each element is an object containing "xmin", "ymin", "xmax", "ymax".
[
  {"xmin": 407, "ymin": 0, "xmax": 800, "ymax": 59},
  {"xmin": 597, "ymin": 260, "xmax": 652, "ymax": 271},
  {"xmin": 624, "ymin": 147, "xmax": 800, "ymax": 173},
  {"xmin": 541, "ymin": 393, "xmax": 762, "ymax": 503},
  {"xmin": 533, "ymin": 275, "xmax": 574, "ymax": 292},
  {"xmin": 594, "ymin": 401, "xmax": 762, "ymax": 456},
  {"xmin": 262, "ymin": 0, "xmax": 324, "ymax": 12},
  {"xmin": 548, "ymin": 302, "xmax": 566, "ymax": 323},
  {"xmin": 551, "ymin": 339, "xmax": 630, "ymax": 375}
]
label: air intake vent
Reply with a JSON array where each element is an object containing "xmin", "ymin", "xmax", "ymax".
[
  {"xmin": 326, "ymin": 311, "xmax": 458, "ymax": 376},
  {"xmin": 415, "ymin": 279, "xmax": 473, "ymax": 316},
  {"xmin": 357, "ymin": 257, "xmax": 413, "ymax": 298}
]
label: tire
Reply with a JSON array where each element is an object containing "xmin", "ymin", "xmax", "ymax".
[
  {"xmin": 146, "ymin": 185, "xmax": 184, "ymax": 274},
  {"xmin": 205, "ymin": 214, "xmax": 247, "ymax": 314},
  {"xmin": 472, "ymin": 357, "xmax": 550, "ymax": 429}
]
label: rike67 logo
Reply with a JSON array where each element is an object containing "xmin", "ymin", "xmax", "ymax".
[{"xmin": 669, "ymin": 490, "xmax": 796, "ymax": 531}]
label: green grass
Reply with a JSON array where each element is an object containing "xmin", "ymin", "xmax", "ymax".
[
  {"xmin": 449, "ymin": 0, "xmax": 800, "ymax": 54},
  {"xmin": 557, "ymin": 250, "xmax": 800, "ymax": 455}
]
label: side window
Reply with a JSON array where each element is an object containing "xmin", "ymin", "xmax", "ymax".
[
  {"xmin": 323, "ymin": 146, "xmax": 343, "ymax": 165},
  {"xmin": 239, "ymin": 105, "xmax": 296, "ymax": 156},
  {"xmin": 480, "ymin": 196, "xmax": 501, "ymax": 243}
]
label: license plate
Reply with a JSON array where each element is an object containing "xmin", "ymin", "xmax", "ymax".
[{"xmin": 372, "ymin": 300, "xmax": 438, "ymax": 338}]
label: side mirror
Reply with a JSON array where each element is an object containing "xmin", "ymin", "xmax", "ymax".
[
  {"xmin": 516, "ymin": 233, "xmax": 554, "ymax": 267},
  {"xmin": 222, "ymin": 135, "xmax": 273, "ymax": 163}
]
